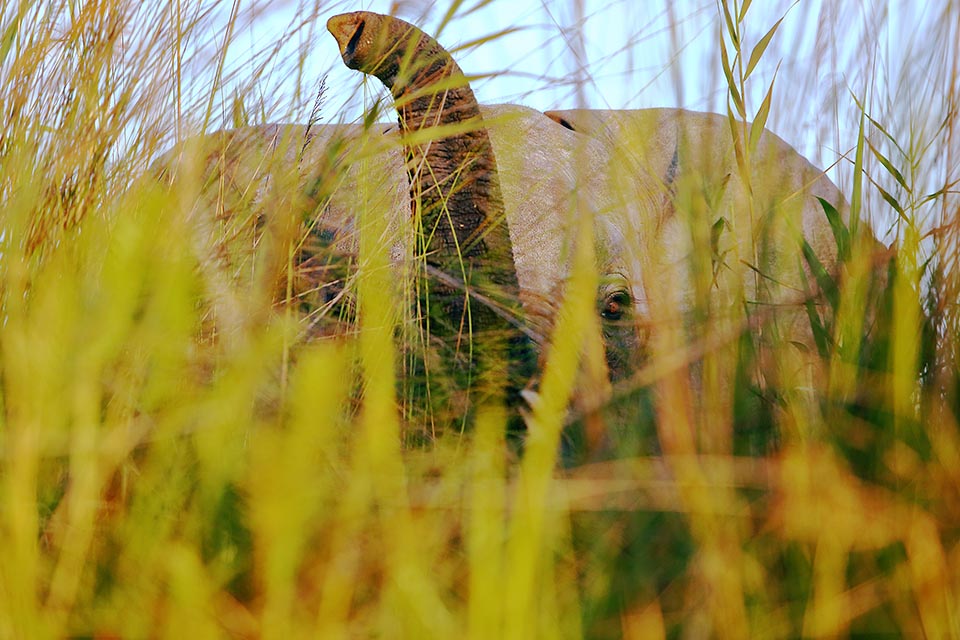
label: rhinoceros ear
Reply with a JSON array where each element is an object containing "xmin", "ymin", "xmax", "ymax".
[
  {"xmin": 545, "ymin": 112, "xmax": 577, "ymax": 131},
  {"xmin": 544, "ymin": 109, "xmax": 612, "ymax": 134}
]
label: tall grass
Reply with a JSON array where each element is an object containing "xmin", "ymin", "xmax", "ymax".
[{"xmin": 0, "ymin": 1, "xmax": 958, "ymax": 638}]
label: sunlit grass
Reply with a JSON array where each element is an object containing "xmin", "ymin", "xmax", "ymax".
[{"xmin": 0, "ymin": 1, "xmax": 958, "ymax": 638}]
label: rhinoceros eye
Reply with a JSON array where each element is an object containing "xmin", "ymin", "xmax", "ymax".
[{"xmin": 601, "ymin": 291, "xmax": 631, "ymax": 322}]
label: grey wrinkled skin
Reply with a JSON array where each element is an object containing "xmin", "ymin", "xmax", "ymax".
[
  {"xmin": 547, "ymin": 108, "xmax": 855, "ymax": 383},
  {"xmin": 155, "ymin": 103, "xmax": 854, "ymax": 377},
  {"xmin": 154, "ymin": 105, "xmax": 627, "ymax": 360},
  {"xmin": 155, "ymin": 13, "xmax": 872, "ymax": 436}
]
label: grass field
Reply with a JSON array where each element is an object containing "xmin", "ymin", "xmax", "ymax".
[{"xmin": 0, "ymin": 1, "xmax": 958, "ymax": 637}]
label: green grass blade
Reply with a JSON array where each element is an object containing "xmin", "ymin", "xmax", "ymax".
[
  {"xmin": 849, "ymin": 99, "xmax": 866, "ymax": 239},
  {"xmin": 866, "ymin": 138, "xmax": 910, "ymax": 193},
  {"xmin": 749, "ymin": 64, "xmax": 779, "ymax": 153},
  {"xmin": 817, "ymin": 197, "xmax": 851, "ymax": 262},
  {"xmin": 801, "ymin": 237, "xmax": 839, "ymax": 312},
  {"xmin": 744, "ymin": 16, "xmax": 784, "ymax": 80},
  {"xmin": 719, "ymin": 0, "xmax": 739, "ymax": 47}
]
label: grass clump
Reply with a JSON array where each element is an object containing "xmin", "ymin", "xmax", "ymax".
[{"xmin": 0, "ymin": 1, "xmax": 958, "ymax": 638}]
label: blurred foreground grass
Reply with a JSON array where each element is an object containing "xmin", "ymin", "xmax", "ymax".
[{"xmin": 1, "ymin": 1, "xmax": 959, "ymax": 638}]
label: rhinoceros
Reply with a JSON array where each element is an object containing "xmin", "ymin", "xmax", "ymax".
[{"xmin": 156, "ymin": 11, "xmax": 859, "ymax": 432}]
